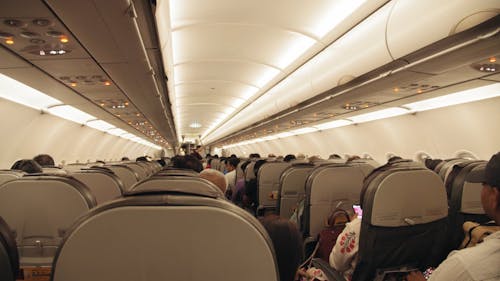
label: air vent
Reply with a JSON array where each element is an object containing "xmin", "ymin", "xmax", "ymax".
[
  {"xmin": 471, "ymin": 63, "xmax": 498, "ymax": 73},
  {"xmin": 342, "ymin": 101, "xmax": 379, "ymax": 111}
]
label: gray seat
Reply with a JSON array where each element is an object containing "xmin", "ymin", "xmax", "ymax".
[
  {"xmin": 51, "ymin": 188, "xmax": 279, "ymax": 281},
  {"xmin": 0, "ymin": 216, "xmax": 19, "ymax": 281},
  {"xmin": 105, "ymin": 165, "xmax": 139, "ymax": 192},
  {"xmin": 353, "ymin": 167, "xmax": 448, "ymax": 280},
  {"xmin": 156, "ymin": 168, "xmax": 199, "ymax": 177},
  {"xmin": 71, "ymin": 170, "xmax": 124, "ymax": 205},
  {"xmin": 257, "ymin": 162, "xmax": 292, "ymax": 213},
  {"xmin": 0, "ymin": 176, "xmax": 95, "ymax": 266},
  {"xmin": 41, "ymin": 167, "xmax": 68, "ymax": 175},
  {"xmin": 0, "ymin": 170, "xmax": 24, "ymax": 186},
  {"xmin": 124, "ymin": 163, "xmax": 148, "ymax": 180},
  {"xmin": 303, "ymin": 164, "xmax": 370, "ymax": 239},
  {"xmin": 277, "ymin": 163, "xmax": 314, "ymax": 219},
  {"xmin": 130, "ymin": 175, "xmax": 225, "ymax": 198}
]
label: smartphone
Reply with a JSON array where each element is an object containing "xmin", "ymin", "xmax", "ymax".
[{"xmin": 353, "ymin": 204, "xmax": 363, "ymax": 218}]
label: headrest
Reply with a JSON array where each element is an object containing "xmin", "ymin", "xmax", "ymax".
[
  {"xmin": 364, "ymin": 169, "xmax": 447, "ymax": 227},
  {"xmin": 128, "ymin": 176, "xmax": 224, "ymax": 198}
]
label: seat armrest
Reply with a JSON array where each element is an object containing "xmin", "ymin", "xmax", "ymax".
[{"xmin": 312, "ymin": 258, "xmax": 345, "ymax": 281}]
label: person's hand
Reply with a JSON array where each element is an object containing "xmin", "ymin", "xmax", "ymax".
[{"xmin": 407, "ymin": 271, "xmax": 426, "ymax": 281}]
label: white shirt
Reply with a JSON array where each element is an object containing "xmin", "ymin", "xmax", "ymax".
[
  {"xmin": 428, "ymin": 230, "xmax": 500, "ymax": 281},
  {"xmin": 329, "ymin": 217, "xmax": 361, "ymax": 281},
  {"xmin": 225, "ymin": 170, "xmax": 236, "ymax": 193}
]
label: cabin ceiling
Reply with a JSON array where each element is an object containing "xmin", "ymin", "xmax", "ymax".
[{"xmin": 0, "ymin": 0, "xmax": 176, "ymax": 148}]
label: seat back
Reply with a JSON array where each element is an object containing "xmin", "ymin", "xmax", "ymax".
[
  {"xmin": 304, "ymin": 164, "xmax": 368, "ymax": 238},
  {"xmin": 0, "ymin": 176, "xmax": 95, "ymax": 266},
  {"xmin": 130, "ymin": 175, "xmax": 224, "ymax": 198},
  {"xmin": 105, "ymin": 165, "xmax": 139, "ymax": 191},
  {"xmin": 235, "ymin": 159, "xmax": 247, "ymax": 181},
  {"xmin": 124, "ymin": 163, "xmax": 148, "ymax": 180},
  {"xmin": 71, "ymin": 170, "xmax": 124, "ymax": 205},
  {"xmin": 156, "ymin": 168, "xmax": 199, "ymax": 177},
  {"xmin": 437, "ymin": 158, "xmax": 466, "ymax": 181},
  {"xmin": 446, "ymin": 161, "xmax": 490, "ymax": 251},
  {"xmin": 257, "ymin": 162, "xmax": 292, "ymax": 212},
  {"xmin": 245, "ymin": 161, "xmax": 257, "ymax": 181},
  {"xmin": 353, "ymin": 167, "xmax": 448, "ymax": 280},
  {"xmin": 41, "ymin": 167, "xmax": 68, "ymax": 175},
  {"xmin": 52, "ymin": 191, "xmax": 279, "ymax": 281},
  {"xmin": 0, "ymin": 170, "xmax": 24, "ymax": 186},
  {"xmin": 0, "ymin": 216, "xmax": 19, "ymax": 281},
  {"xmin": 277, "ymin": 163, "xmax": 314, "ymax": 219}
]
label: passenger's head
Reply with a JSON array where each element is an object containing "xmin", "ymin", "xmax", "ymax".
[
  {"xmin": 136, "ymin": 156, "xmax": 148, "ymax": 162},
  {"xmin": 33, "ymin": 154, "xmax": 55, "ymax": 167},
  {"xmin": 225, "ymin": 157, "xmax": 240, "ymax": 172},
  {"xmin": 260, "ymin": 215, "xmax": 303, "ymax": 281},
  {"xmin": 328, "ymin": 154, "xmax": 342, "ymax": 160},
  {"xmin": 172, "ymin": 155, "xmax": 203, "ymax": 173},
  {"xmin": 11, "ymin": 159, "xmax": 43, "ymax": 174},
  {"xmin": 424, "ymin": 158, "xmax": 443, "ymax": 171},
  {"xmin": 469, "ymin": 152, "xmax": 500, "ymax": 223},
  {"xmin": 346, "ymin": 155, "xmax": 361, "ymax": 162},
  {"xmin": 199, "ymin": 169, "xmax": 227, "ymax": 193},
  {"xmin": 387, "ymin": 156, "xmax": 403, "ymax": 163},
  {"xmin": 254, "ymin": 159, "xmax": 267, "ymax": 177},
  {"xmin": 284, "ymin": 154, "xmax": 296, "ymax": 162},
  {"xmin": 121, "ymin": 157, "xmax": 130, "ymax": 161}
]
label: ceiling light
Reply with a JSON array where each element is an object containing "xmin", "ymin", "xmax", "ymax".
[
  {"xmin": 311, "ymin": 0, "xmax": 366, "ymax": 38},
  {"xmin": 275, "ymin": 132, "xmax": 293, "ymax": 138},
  {"xmin": 86, "ymin": 120, "xmax": 115, "ymax": 132},
  {"xmin": 489, "ymin": 57, "xmax": 496, "ymax": 63},
  {"xmin": 189, "ymin": 122, "xmax": 202, "ymax": 128},
  {"xmin": 60, "ymin": 36, "xmax": 69, "ymax": 43},
  {"xmin": 255, "ymin": 67, "xmax": 281, "ymax": 88},
  {"xmin": 0, "ymin": 73, "xmax": 62, "ymax": 110},
  {"xmin": 404, "ymin": 83, "xmax": 500, "ymax": 112},
  {"xmin": 349, "ymin": 107, "xmax": 408, "ymax": 123},
  {"xmin": 5, "ymin": 38, "xmax": 14, "ymax": 45},
  {"xmin": 107, "ymin": 128, "xmax": 128, "ymax": 136},
  {"xmin": 104, "ymin": 81, "xmax": 111, "ymax": 86},
  {"xmin": 314, "ymin": 119, "xmax": 352, "ymax": 130},
  {"xmin": 48, "ymin": 105, "xmax": 96, "ymax": 124},
  {"xmin": 289, "ymin": 127, "xmax": 318, "ymax": 135},
  {"xmin": 275, "ymin": 36, "xmax": 316, "ymax": 69}
]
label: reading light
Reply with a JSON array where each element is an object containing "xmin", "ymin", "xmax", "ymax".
[
  {"xmin": 404, "ymin": 83, "xmax": 500, "ymax": 112},
  {"xmin": 86, "ymin": 120, "xmax": 115, "ymax": 132},
  {"xmin": 189, "ymin": 122, "xmax": 202, "ymax": 128},
  {"xmin": 0, "ymin": 73, "xmax": 62, "ymax": 110},
  {"xmin": 310, "ymin": 0, "xmax": 366, "ymax": 38},
  {"xmin": 60, "ymin": 36, "xmax": 69, "ymax": 43},
  {"xmin": 48, "ymin": 105, "xmax": 96, "ymax": 124},
  {"xmin": 5, "ymin": 38, "xmax": 14, "ymax": 45},
  {"xmin": 349, "ymin": 107, "xmax": 409, "ymax": 123}
]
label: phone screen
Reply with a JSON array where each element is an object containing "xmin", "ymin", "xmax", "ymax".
[{"xmin": 353, "ymin": 204, "xmax": 363, "ymax": 218}]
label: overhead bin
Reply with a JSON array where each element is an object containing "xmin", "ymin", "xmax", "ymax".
[
  {"xmin": 386, "ymin": 0, "xmax": 500, "ymax": 60},
  {"xmin": 206, "ymin": 0, "xmax": 499, "ymax": 144}
]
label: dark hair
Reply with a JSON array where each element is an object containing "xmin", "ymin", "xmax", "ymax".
[
  {"xmin": 328, "ymin": 154, "xmax": 341, "ymax": 159},
  {"xmin": 425, "ymin": 158, "xmax": 443, "ymax": 171},
  {"xmin": 261, "ymin": 215, "xmax": 303, "ymax": 281},
  {"xmin": 136, "ymin": 156, "xmax": 148, "ymax": 162},
  {"xmin": 121, "ymin": 157, "xmax": 130, "ymax": 161},
  {"xmin": 227, "ymin": 157, "xmax": 240, "ymax": 168},
  {"xmin": 230, "ymin": 154, "xmax": 237, "ymax": 158},
  {"xmin": 11, "ymin": 159, "xmax": 43, "ymax": 174},
  {"xmin": 254, "ymin": 159, "xmax": 267, "ymax": 177},
  {"xmin": 33, "ymin": 154, "xmax": 55, "ymax": 167},
  {"xmin": 172, "ymin": 155, "xmax": 203, "ymax": 173},
  {"xmin": 283, "ymin": 154, "xmax": 296, "ymax": 162},
  {"xmin": 387, "ymin": 156, "xmax": 403, "ymax": 163}
]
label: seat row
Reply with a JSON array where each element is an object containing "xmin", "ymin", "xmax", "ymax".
[{"xmin": 0, "ymin": 170, "xmax": 279, "ymax": 281}]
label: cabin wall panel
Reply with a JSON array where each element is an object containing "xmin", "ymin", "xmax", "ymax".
[
  {"xmin": 0, "ymin": 99, "xmax": 159, "ymax": 168},
  {"xmin": 228, "ymin": 97, "xmax": 500, "ymax": 163}
]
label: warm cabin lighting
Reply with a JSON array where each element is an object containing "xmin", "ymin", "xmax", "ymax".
[
  {"xmin": 5, "ymin": 38, "xmax": 14, "ymax": 45},
  {"xmin": 349, "ymin": 107, "xmax": 409, "ymax": 123},
  {"xmin": 48, "ymin": 105, "xmax": 95, "ymax": 124},
  {"xmin": 490, "ymin": 57, "xmax": 496, "ymax": 63},
  {"xmin": 289, "ymin": 127, "xmax": 318, "ymax": 135},
  {"xmin": 86, "ymin": 120, "xmax": 115, "ymax": 132},
  {"xmin": 417, "ymin": 89, "xmax": 423, "ymax": 94},
  {"xmin": 0, "ymin": 73, "xmax": 62, "ymax": 110},
  {"xmin": 404, "ymin": 83, "xmax": 500, "ymax": 112},
  {"xmin": 314, "ymin": 119, "xmax": 352, "ymax": 130},
  {"xmin": 393, "ymin": 87, "xmax": 399, "ymax": 93},
  {"xmin": 70, "ymin": 82, "xmax": 77, "ymax": 87},
  {"xmin": 104, "ymin": 81, "xmax": 111, "ymax": 86},
  {"xmin": 60, "ymin": 36, "xmax": 69, "ymax": 43},
  {"xmin": 136, "ymin": 113, "xmax": 140, "ymax": 117}
]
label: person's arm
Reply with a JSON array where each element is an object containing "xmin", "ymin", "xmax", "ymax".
[
  {"xmin": 425, "ymin": 254, "xmax": 473, "ymax": 281},
  {"xmin": 329, "ymin": 221, "xmax": 359, "ymax": 272}
]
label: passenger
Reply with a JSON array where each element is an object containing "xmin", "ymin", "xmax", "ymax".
[
  {"xmin": 136, "ymin": 156, "xmax": 148, "ymax": 162},
  {"xmin": 244, "ymin": 159, "xmax": 267, "ymax": 214},
  {"xmin": 387, "ymin": 156, "xmax": 403, "ymax": 163},
  {"xmin": 261, "ymin": 215, "xmax": 303, "ymax": 281},
  {"xmin": 232, "ymin": 160, "xmax": 251, "ymax": 206},
  {"xmin": 199, "ymin": 169, "xmax": 227, "ymax": 194},
  {"xmin": 191, "ymin": 145, "xmax": 203, "ymax": 160},
  {"xmin": 172, "ymin": 155, "xmax": 203, "ymax": 173},
  {"xmin": 346, "ymin": 155, "xmax": 361, "ymax": 162},
  {"xmin": 230, "ymin": 154, "xmax": 237, "ymax": 158},
  {"xmin": 407, "ymin": 152, "xmax": 500, "ymax": 281},
  {"xmin": 33, "ymin": 154, "xmax": 55, "ymax": 167},
  {"xmin": 296, "ymin": 153, "xmax": 306, "ymax": 160},
  {"xmin": 425, "ymin": 158, "xmax": 444, "ymax": 171},
  {"xmin": 284, "ymin": 154, "xmax": 296, "ymax": 162},
  {"xmin": 225, "ymin": 157, "xmax": 240, "ymax": 197},
  {"xmin": 328, "ymin": 154, "xmax": 342, "ymax": 160},
  {"xmin": 11, "ymin": 159, "xmax": 43, "ymax": 174},
  {"xmin": 121, "ymin": 157, "xmax": 130, "ymax": 161}
]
